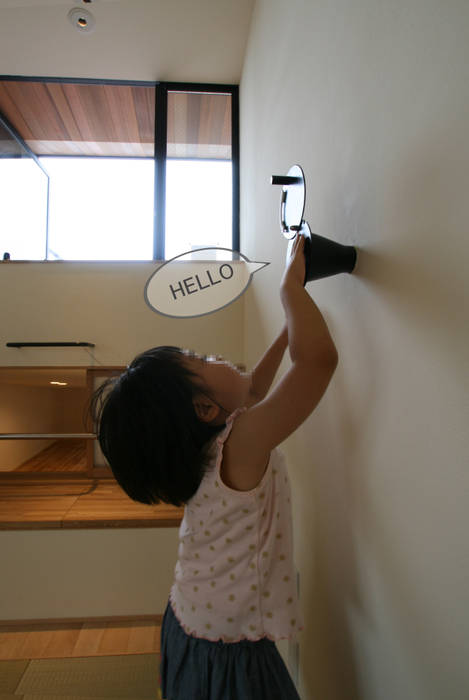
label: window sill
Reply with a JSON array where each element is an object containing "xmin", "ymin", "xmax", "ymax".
[{"xmin": 0, "ymin": 476, "xmax": 184, "ymax": 530}]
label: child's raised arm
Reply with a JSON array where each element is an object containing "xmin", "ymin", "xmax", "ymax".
[
  {"xmin": 247, "ymin": 324, "xmax": 288, "ymax": 404},
  {"xmin": 280, "ymin": 234, "xmax": 338, "ymax": 366},
  {"xmin": 225, "ymin": 233, "xmax": 338, "ymax": 490}
]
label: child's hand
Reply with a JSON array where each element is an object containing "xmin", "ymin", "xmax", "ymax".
[{"xmin": 281, "ymin": 232, "xmax": 306, "ymax": 289}]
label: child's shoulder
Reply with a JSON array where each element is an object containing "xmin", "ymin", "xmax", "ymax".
[{"xmin": 220, "ymin": 411, "xmax": 270, "ymax": 492}]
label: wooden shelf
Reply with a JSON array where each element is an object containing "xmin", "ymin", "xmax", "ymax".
[{"xmin": 0, "ymin": 476, "xmax": 184, "ymax": 530}]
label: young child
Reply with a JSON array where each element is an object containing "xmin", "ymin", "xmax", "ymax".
[{"xmin": 91, "ymin": 233, "xmax": 338, "ymax": 699}]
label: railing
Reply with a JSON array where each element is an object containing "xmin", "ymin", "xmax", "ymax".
[{"xmin": 6, "ymin": 342, "xmax": 95, "ymax": 348}]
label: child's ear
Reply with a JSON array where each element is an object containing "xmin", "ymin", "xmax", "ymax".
[{"xmin": 192, "ymin": 394, "xmax": 221, "ymax": 423}]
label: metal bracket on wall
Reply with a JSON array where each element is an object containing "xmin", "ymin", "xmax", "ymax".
[{"xmin": 271, "ymin": 164, "xmax": 357, "ymax": 284}]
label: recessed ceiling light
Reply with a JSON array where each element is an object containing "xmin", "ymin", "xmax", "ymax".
[{"xmin": 68, "ymin": 8, "xmax": 96, "ymax": 33}]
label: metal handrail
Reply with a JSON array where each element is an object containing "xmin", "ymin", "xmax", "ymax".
[
  {"xmin": 0, "ymin": 433, "xmax": 96, "ymax": 439},
  {"xmin": 6, "ymin": 342, "xmax": 95, "ymax": 348}
]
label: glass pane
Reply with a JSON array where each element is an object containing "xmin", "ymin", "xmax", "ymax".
[
  {"xmin": 165, "ymin": 159, "xmax": 232, "ymax": 259},
  {"xmin": 41, "ymin": 157, "xmax": 154, "ymax": 260},
  {"xmin": 165, "ymin": 91, "xmax": 233, "ymax": 259},
  {"xmin": 0, "ymin": 120, "xmax": 49, "ymax": 261}
]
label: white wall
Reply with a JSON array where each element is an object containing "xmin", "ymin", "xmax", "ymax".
[
  {"xmin": 0, "ymin": 262, "xmax": 244, "ymax": 367},
  {"xmin": 240, "ymin": 1, "xmax": 469, "ymax": 698},
  {"xmin": 0, "ymin": 528, "xmax": 180, "ymax": 620}
]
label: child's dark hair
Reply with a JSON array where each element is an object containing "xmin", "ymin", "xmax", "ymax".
[{"xmin": 90, "ymin": 346, "xmax": 224, "ymax": 507}]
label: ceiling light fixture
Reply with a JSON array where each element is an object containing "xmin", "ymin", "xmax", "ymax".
[
  {"xmin": 50, "ymin": 381, "xmax": 68, "ymax": 386},
  {"xmin": 68, "ymin": 8, "xmax": 96, "ymax": 33}
]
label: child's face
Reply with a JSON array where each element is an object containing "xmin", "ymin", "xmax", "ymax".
[{"xmin": 182, "ymin": 351, "xmax": 252, "ymax": 420}]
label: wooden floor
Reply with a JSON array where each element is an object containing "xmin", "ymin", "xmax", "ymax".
[
  {"xmin": 15, "ymin": 438, "xmax": 87, "ymax": 472},
  {"xmin": 0, "ymin": 619, "xmax": 161, "ymax": 660}
]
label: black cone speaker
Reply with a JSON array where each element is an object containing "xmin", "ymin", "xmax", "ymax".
[{"xmin": 287, "ymin": 222, "xmax": 357, "ymax": 285}]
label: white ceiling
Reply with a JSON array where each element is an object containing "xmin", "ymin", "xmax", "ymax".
[{"xmin": 0, "ymin": 0, "xmax": 255, "ymax": 83}]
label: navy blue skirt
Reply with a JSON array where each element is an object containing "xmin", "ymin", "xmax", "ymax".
[{"xmin": 160, "ymin": 600, "xmax": 300, "ymax": 700}]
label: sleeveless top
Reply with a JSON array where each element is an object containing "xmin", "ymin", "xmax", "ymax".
[{"xmin": 169, "ymin": 407, "xmax": 304, "ymax": 643}]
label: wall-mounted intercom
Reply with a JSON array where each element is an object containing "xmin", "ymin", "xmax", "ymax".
[{"xmin": 271, "ymin": 165, "xmax": 357, "ymax": 284}]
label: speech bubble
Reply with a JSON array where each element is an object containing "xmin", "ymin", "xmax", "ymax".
[{"xmin": 144, "ymin": 247, "xmax": 269, "ymax": 318}]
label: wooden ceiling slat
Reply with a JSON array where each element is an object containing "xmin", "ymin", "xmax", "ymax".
[
  {"xmin": 214, "ymin": 94, "xmax": 231, "ymax": 145},
  {"xmin": 201, "ymin": 94, "xmax": 228, "ymax": 146},
  {"xmin": 0, "ymin": 81, "xmax": 156, "ymax": 147},
  {"xmin": 167, "ymin": 92, "xmax": 185, "ymax": 146},
  {"xmin": 0, "ymin": 83, "xmax": 32, "ymax": 139},
  {"xmin": 133, "ymin": 86, "xmax": 155, "ymax": 143},
  {"xmin": 64, "ymin": 85, "xmax": 90, "ymax": 141},
  {"xmin": 1, "ymin": 82, "xmax": 47, "ymax": 140},
  {"xmin": 105, "ymin": 85, "xmax": 140, "ymax": 144},
  {"xmin": 222, "ymin": 97, "xmax": 231, "ymax": 146},
  {"xmin": 3, "ymin": 83, "xmax": 35, "ymax": 140},
  {"xmin": 44, "ymin": 83, "xmax": 82, "ymax": 142},
  {"xmin": 27, "ymin": 82, "xmax": 68, "ymax": 141},
  {"xmin": 187, "ymin": 93, "xmax": 201, "ymax": 146},
  {"xmin": 65, "ymin": 84, "xmax": 111, "ymax": 142},
  {"xmin": 211, "ymin": 94, "xmax": 231, "ymax": 145},
  {"xmin": 199, "ymin": 94, "xmax": 212, "ymax": 147},
  {"xmin": 167, "ymin": 91, "xmax": 231, "ymax": 158}
]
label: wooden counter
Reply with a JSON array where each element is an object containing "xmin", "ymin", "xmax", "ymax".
[{"xmin": 0, "ymin": 476, "xmax": 184, "ymax": 530}]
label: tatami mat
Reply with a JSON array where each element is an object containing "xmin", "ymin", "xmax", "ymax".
[
  {"xmin": 10, "ymin": 654, "xmax": 159, "ymax": 699},
  {"xmin": 0, "ymin": 660, "xmax": 29, "ymax": 693}
]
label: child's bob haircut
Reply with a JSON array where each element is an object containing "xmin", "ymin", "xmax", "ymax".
[{"xmin": 90, "ymin": 346, "xmax": 224, "ymax": 507}]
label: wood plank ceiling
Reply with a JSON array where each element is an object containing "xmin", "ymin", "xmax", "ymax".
[
  {"xmin": 0, "ymin": 81, "xmax": 232, "ymax": 159},
  {"xmin": 167, "ymin": 91, "xmax": 231, "ymax": 159}
]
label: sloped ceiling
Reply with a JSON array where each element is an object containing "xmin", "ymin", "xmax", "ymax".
[{"xmin": 0, "ymin": 0, "xmax": 255, "ymax": 83}]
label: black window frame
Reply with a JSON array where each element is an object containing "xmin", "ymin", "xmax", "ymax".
[{"xmin": 0, "ymin": 76, "xmax": 240, "ymax": 261}]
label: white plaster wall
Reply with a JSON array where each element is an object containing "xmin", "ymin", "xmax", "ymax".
[
  {"xmin": 0, "ymin": 262, "xmax": 244, "ymax": 367},
  {"xmin": 0, "ymin": 528, "xmax": 179, "ymax": 620},
  {"xmin": 240, "ymin": 1, "xmax": 469, "ymax": 698}
]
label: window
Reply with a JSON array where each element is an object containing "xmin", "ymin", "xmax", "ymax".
[
  {"xmin": 0, "ymin": 114, "xmax": 49, "ymax": 259},
  {"xmin": 0, "ymin": 78, "xmax": 239, "ymax": 261},
  {"xmin": 41, "ymin": 156, "xmax": 155, "ymax": 261}
]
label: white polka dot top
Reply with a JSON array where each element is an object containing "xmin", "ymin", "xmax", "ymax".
[{"xmin": 169, "ymin": 407, "xmax": 304, "ymax": 643}]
